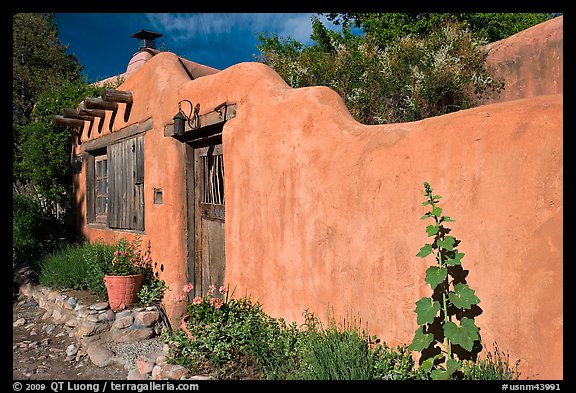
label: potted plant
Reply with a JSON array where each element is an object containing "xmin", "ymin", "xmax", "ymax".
[{"xmin": 104, "ymin": 236, "xmax": 152, "ymax": 311}]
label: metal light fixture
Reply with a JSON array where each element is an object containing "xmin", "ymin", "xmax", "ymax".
[{"xmin": 172, "ymin": 100, "xmax": 199, "ymax": 136}]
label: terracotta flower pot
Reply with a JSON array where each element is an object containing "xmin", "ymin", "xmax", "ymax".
[{"xmin": 104, "ymin": 274, "xmax": 144, "ymax": 311}]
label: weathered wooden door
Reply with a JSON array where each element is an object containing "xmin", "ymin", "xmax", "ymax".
[{"xmin": 186, "ymin": 140, "xmax": 225, "ymax": 299}]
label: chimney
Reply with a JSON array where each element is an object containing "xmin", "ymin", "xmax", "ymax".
[{"xmin": 130, "ymin": 30, "xmax": 163, "ymax": 50}]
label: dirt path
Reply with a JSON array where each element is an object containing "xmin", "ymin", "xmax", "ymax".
[{"xmin": 13, "ymin": 294, "xmax": 128, "ymax": 380}]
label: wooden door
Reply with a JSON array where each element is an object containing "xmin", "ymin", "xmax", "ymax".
[{"xmin": 186, "ymin": 141, "xmax": 226, "ymax": 299}]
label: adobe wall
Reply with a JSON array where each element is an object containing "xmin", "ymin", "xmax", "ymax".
[
  {"xmin": 216, "ymin": 64, "xmax": 563, "ymax": 379},
  {"xmin": 484, "ymin": 15, "xmax": 563, "ymax": 104},
  {"xmin": 72, "ymin": 16, "xmax": 562, "ymax": 379}
]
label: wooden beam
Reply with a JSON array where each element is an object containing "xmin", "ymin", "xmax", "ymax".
[
  {"xmin": 84, "ymin": 97, "xmax": 118, "ymax": 131},
  {"xmin": 102, "ymin": 89, "xmax": 133, "ymax": 122},
  {"xmin": 79, "ymin": 108, "xmax": 106, "ymax": 134},
  {"xmin": 63, "ymin": 108, "xmax": 94, "ymax": 122},
  {"xmin": 54, "ymin": 115, "xmax": 84, "ymax": 128},
  {"xmin": 84, "ymin": 97, "xmax": 118, "ymax": 111},
  {"xmin": 54, "ymin": 116, "xmax": 84, "ymax": 146},
  {"xmin": 63, "ymin": 108, "xmax": 95, "ymax": 138},
  {"xmin": 102, "ymin": 89, "xmax": 133, "ymax": 104}
]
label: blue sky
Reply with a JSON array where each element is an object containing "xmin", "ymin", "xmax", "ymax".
[{"xmin": 55, "ymin": 13, "xmax": 344, "ymax": 83}]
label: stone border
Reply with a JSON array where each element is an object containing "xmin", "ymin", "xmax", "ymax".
[{"xmin": 17, "ymin": 283, "xmax": 212, "ymax": 380}]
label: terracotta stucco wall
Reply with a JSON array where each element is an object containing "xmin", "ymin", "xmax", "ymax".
[
  {"xmin": 216, "ymin": 63, "xmax": 562, "ymax": 379},
  {"xmin": 72, "ymin": 16, "xmax": 562, "ymax": 379},
  {"xmin": 485, "ymin": 16, "xmax": 563, "ymax": 104},
  {"xmin": 73, "ymin": 54, "xmax": 198, "ymax": 322}
]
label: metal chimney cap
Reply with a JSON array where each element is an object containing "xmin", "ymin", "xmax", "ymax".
[
  {"xmin": 130, "ymin": 30, "xmax": 163, "ymax": 40},
  {"xmin": 131, "ymin": 30, "xmax": 163, "ymax": 49}
]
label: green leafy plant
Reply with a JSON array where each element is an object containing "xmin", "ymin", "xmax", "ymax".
[
  {"xmin": 168, "ymin": 284, "xmax": 302, "ymax": 379},
  {"xmin": 138, "ymin": 278, "xmax": 168, "ymax": 307},
  {"xmin": 109, "ymin": 236, "xmax": 152, "ymax": 276},
  {"xmin": 408, "ymin": 182, "xmax": 483, "ymax": 379}
]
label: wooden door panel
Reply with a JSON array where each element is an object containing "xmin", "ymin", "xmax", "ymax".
[{"xmin": 188, "ymin": 140, "xmax": 225, "ymax": 299}]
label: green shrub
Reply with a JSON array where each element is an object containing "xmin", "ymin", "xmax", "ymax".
[
  {"xmin": 259, "ymin": 19, "xmax": 502, "ymax": 126},
  {"xmin": 13, "ymin": 193, "xmax": 67, "ymax": 270},
  {"xmin": 138, "ymin": 278, "xmax": 168, "ymax": 307},
  {"xmin": 166, "ymin": 285, "xmax": 301, "ymax": 380},
  {"xmin": 297, "ymin": 322, "xmax": 373, "ymax": 379},
  {"xmin": 38, "ymin": 241, "xmax": 114, "ymax": 299},
  {"xmin": 294, "ymin": 312, "xmax": 417, "ymax": 380},
  {"xmin": 460, "ymin": 342, "xmax": 521, "ymax": 380}
]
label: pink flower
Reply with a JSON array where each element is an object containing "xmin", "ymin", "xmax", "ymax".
[
  {"xmin": 193, "ymin": 297, "xmax": 203, "ymax": 305},
  {"xmin": 219, "ymin": 286, "xmax": 228, "ymax": 294},
  {"xmin": 210, "ymin": 298, "xmax": 223, "ymax": 309},
  {"xmin": 207, "ymin": 285, "xmax": 216, "ymax": 296},
  {"xmin": 183, "ymin": 283, "xmax": 193, "ymax": 293},
  {"xmin": 176, "ymin": 294, "xmax": 185, "ymax": 302}
]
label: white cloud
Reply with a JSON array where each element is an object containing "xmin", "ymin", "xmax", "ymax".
[{"xmin": 145, "ymin": 13, "xmax": 326, "ymax": 43}]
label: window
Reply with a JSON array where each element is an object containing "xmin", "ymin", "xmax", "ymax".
[
  {"xmin": 94, "ymin": 154, "xmax": 108, "ymax": 223},
  {"xmin": 85, "ymin": 135, "xmax": 145, "ymax": 231}
]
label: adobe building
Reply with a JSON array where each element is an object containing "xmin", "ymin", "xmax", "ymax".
[{"xmin": 57, "ymin": 17, "xmax": 562, "ymax": 379}]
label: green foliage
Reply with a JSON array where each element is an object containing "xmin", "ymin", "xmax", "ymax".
[
  {"xmin": 408, "ymin": 182, "xmax": 483, "ymax": 379},
  {"xmin": 13, "ymin": 13, "xmax": 83, "ymax": 125},
  {"xmin": 295, "ymin": 313, "xmax": 417, "ymax": 380},
  {"xmin": 167, "ymin": 285, "xmax": 301, "ymax": 379},
  {"xmin": 296, "ymin": 313, "xmax": 373, "ymax": 380},
  {"xmin": 109, "ymin": 236, "xmax": 156, "ymax": 277},
  {"xmin": 38, "ymin": 241, "xmax": 115, "ymax": 299},
  {"xmin": 138, "ymin": 278, "xmax": 168, "ymax": 307},
  {"xmin": 258, "ymin": 16, "xmax": 503, "ymax": 126},
  {"xmin": 460, "ymin": 342, "xmax": 521, "ymax": 380},
  {"xmin": 14, "ymin": 80, "xmax": 104, "ymax": 205},
  {"xmin": 12, "ymin": 193, "xmax": 68, "ymax": 269},
  {"xmin": 324, "ymin": 13, "xmax": 557, "ymax": 46}
]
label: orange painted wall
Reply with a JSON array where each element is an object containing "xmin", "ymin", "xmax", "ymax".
[
  {"xmin": 484, "ymin": 16, "xmax": 563, "ymax": 104},
  {"xmin": 72, "ymin": 18, "xmax": 562, "ymax": 380}
]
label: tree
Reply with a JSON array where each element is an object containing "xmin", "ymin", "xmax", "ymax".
[
  {"xmin": 323, "ymin": 13, "xmax": 557, "ymax": 47},
  {"xmin": 13, "ymin": 13, "xmax": 83, "ymax": 126},
  {"xmin": 13, "ymin": 13, "xmax": 85, "ymax": 194},
  {"xmin": 257, "ymin": 15, "xmax": 503, "ymax": 125}
]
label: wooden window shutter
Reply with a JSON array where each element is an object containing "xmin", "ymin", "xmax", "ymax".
[
  {"xmin": 108, "ymin": 135, "xmax": 145, "ymax": 230},
  {"xmin": 85, "ymin": 153, "xmax": 96, "ymax": 224}
]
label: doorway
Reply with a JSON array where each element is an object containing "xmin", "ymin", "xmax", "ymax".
[{"xmin": 185, "ymin": 137, "xmax": 225, "ymax": 299}]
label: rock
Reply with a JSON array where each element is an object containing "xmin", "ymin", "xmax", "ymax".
[
  {"xmin": 133, "ymin": 310, "xmax": 159, "ymax": 328},
  {"xmin": 87, "ymin": 343, "xmax": 116, "ymax": 367},
  {"xmin": 90, "ymin": 302, "xmax": 110, "ymax": 311},
  {"xmin": 87, "ymin": 314, "xmax": 100, "ymax": 323},
  {"xmin": 65, "ymin": 318, "xmax": 78, "ymax": 327},
  {"xmin": 13, "ymin": 318, "xmax": 26, "ymax": 327},
  {"xmin": 160, "ymin": 364, "xmax": 188, "ymax": 380},
  {"xmin": 112, "ymin": 327, "xmax": 154, "ymax": 342},
  {"xmin": 136, "ymin": 358, "xmax": 155, "ymax": 375},
  {"xmin": 64, "ymin": 297, "xmax": 78, "ymax": 309},
  {"xmin": 66, "ymin": 344, "xmax": 79, "ymax": 357},
  {"xmin": 113, "ymin": 313, "xmax": 134, "ymax": 329},
  {"xmin": 99, "ymin": 309, "xmax": 116, "ymax": 322},
  {"xmin": 155, "ymin": 355, "xmax": 168, "ymax": 365},
  {"xmin": 127, "ymin": 368, "xmax": 147, "ymax": 380},
  {"xmin": 188, "ymin": 375, "xmax": 213, "ymax": 380},
  {"xmin": 75, "ymin": 305, "xmax": 89, "ymax": 317},
  {"xmin": 75, "ymin": 321, "xmax": 108, "ymax": 338},
  {"xmin": 151, "ymin": 364, "xmax": 162, "ymax": 380}
]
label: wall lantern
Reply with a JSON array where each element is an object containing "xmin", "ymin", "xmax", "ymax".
[{"xmin": 173, "ymin": 100, "xmax": 200, "ymax": 136}]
